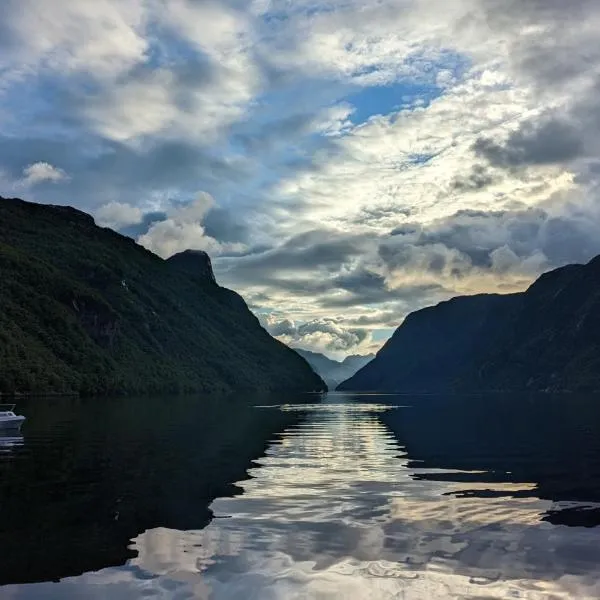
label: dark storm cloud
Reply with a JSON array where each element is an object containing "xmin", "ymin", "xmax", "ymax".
[
  {"xmin": 119, "ymin": 211, "xmax": 168, "ymax": 238},
  {"xmin": 469, "ymin": 0, "xmax": 600, "ymax": 179},
  {"xmin": 320, "ymin": 282, "xmax": 445, "ymax": 309},
  {"xmin": 202, "ymin": 206, "xmax": 249, "ymax": 244},
  {"xmin": 350, "ymin": 312, "xmax": 399, "ymax": 327},
  {"xmin": 333, "ymin": 269, "xmax": 386, "ymax": 294},
  {"xmin": 218, "ymin": 229, "xmax": 372, "ymax": 279},
  {"xmin": 89, "ymin": 140, "xmax": 245, "ymax": 192},
  {"xmin": 379, "ymin": 239, "xmax": 472, "ymax": 277},
  {"xmin": 449, "ymin": 164, "xmax": 498, "ymax": 192},
  {"xmin": 379, "ymin": 205, "xmax": 600, "ymax": 279},
  {"xmin": 473, "ymin": 117, "xmax": 584, "ymax": 169},
  {"xmin": 216, "ymin": 229, "xmax": 391, "ymax": 309},
  {"xmin": 389, "ymin": 223, "xmax": 421, "ymax": 237}
]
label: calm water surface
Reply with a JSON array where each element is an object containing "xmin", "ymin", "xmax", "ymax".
[{"xmin": 2, "ymin": 392, "xmax": 600, "ymax": 599}]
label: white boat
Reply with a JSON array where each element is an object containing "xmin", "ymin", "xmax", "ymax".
[{"xmin": 0, "ymin": 404, "xmax": 26, "ymax": 430}]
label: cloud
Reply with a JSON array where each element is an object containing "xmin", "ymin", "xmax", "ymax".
[
  {"xmin": 379, "ymin": 198, "xmax": 600, "ymax": 294},
  {"xmin": 118, "ymin": 211, "xmax": 168, "ymax": 239},
  {"xmin": 473, "ymin": 116, "xmax": 584, "ymax": 169},
  {"xmin": 217, "ymin": 229, "xmax": 375, "ymax": 281},
  {"xmin": 4, "ymin": 0, "xmax": 600, "ymax": 355},
  {"xmin": 96, "ymin": 201, "xmax": 143, "ymax": 228},
  {"xmin": 138, "ymin": 192, "xmax": 246, "ymax": 259},
  {"xmin": 262, "ymin": 315, "xmax": 370, "ymax": 354},
  {"xmin": 449, "ymin": 164, "xmax": 499, "ymax": 192},
  {"xmin": 219, "ymin": 191, "xmax": 600, "ymax": 354},
  {"xmin": 0, "ymin": 0, "xmax": 148, "ymax": 79},
  {"xmin": 18, "ymin": 162, "xmax": 68, "ymax": 187}
]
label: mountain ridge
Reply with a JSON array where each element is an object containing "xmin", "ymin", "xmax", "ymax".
[
  {"xmin": 295, "ymin": 348, "xmax": 374, "ymax": 388},
  {"xmin": 0, "ymin": 196, "xmax": 326, "ymax": 396},
  {"xmin": 338, "ymin": 256, "xmax": 600, "ymax": 393}
]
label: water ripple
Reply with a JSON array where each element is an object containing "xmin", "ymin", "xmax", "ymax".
[{"xmin": 4, "ymin": 395, "xmax": 600, "ymax": 599}]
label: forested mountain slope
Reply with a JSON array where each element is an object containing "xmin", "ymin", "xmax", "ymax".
[{"xmin": 0, "ymin": 197, "xmax": 325, "ymax": 396}]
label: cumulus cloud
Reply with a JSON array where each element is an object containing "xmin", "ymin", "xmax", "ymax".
[
  {"xmin": 379, "ymin": 202, "xmax": 600, "ymax": 295},
  {"xmin": 0, "ymin": 0, "xmax": 148, "ymax": 79},
  {"xmin": 138, "ymin": 192, "xmax": 246, "ymax": 259},
  {"xmin": 96, "ymin": 201, "xmax": 143, "ymax": 228},
  {"xmin": 18, "ymin": 162, "xmax": 69, "ymax": 187},
  {"xmin": 262, "ymin": 315, "xmax": 371, "ymax": 355}
]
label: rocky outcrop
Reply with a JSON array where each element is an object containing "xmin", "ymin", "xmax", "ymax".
[
  {"xmin": 167, "ymin": 250, "xmax": 217, "ymax": 284},
  {"xmin": 71, "ymin": 296, "xmax": 120, "ymax": 348}
]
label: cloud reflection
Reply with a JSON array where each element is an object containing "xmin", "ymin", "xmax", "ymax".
[{"xmin": 8, "ymin": 399, "xmax": 600, "ymax": 599}]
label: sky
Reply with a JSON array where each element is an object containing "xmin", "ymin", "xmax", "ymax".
[{"xmin": 2, "ymin": 0, "xmax": 600, "ymax": 358}]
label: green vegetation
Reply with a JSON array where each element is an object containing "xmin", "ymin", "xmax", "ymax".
[{"xmin": 0, "ymin": 197, "xmax": 325, "ymax": 396}]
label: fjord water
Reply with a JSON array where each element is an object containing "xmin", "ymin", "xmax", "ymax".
[{"xmin": 2, "ymin": 394, "xmax": 600, "ymax": 598}]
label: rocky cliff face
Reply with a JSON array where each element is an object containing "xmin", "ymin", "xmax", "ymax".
[
  {"xmin": 167, "ymin": 250, "xmax": 217, "ymax": 284},
  {"xmin": 71, "ymin": 296, "xmax": 120, "ymax": 348},
  {"xmin": 0, "ymin": 196, "xmax": 326, "ymax": 396},
  {"xmin": 338, "ymin": 256, "xmax": 600, "ymax": 393}
]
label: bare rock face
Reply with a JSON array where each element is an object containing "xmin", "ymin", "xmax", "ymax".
[
  {"xmin": 71, "ymin": 297, "xmax": 119, "ymax": 348},
  {"xmin": 167, "ymin": 250, "xmax": 217, "ymax": 284}
]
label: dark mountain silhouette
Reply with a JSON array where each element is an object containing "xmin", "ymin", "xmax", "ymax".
[
  {"xmin": 0, "ymin": 197, "xmax": 325, "ymax": 396},
  {"xmin": 339, "ymin": 256, "xmax": 600, "ymax": 392}
]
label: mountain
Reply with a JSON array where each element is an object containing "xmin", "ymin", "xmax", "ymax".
[
  {"xmin": 338, "ymin": 255, "xmax": 600, "ymax": 393},
  {"xmin": 295, "ymin": 349, "xmax": 374, "ymax": 388},
  {"xmin": 0, "ymin": 197, "xmax": 326, "ymax": 396},
  {"xmin": 341, "ymin": 353, "xmax": 375, "ymax": 372}
]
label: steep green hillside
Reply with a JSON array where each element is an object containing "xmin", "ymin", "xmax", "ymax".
[{"xmin": 0, "ymin": 197, "xmax": 325, "ymax": 396}]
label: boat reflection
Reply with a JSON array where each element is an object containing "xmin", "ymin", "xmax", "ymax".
[{"xmin": 0, "ymin": 430, "xmax": 24, "ymax": 451}]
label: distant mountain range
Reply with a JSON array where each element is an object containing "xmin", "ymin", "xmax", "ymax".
[
  {"xmin": 0, "ymin": 197, "xmax": 325, "ymax": 396},
  {"xmin": 295, "ymin": 349, "xmax": 374, "ymax": 388},
  {"xmin": 338, "ymin": 255, "xmax": 600, "ymax": 393}
]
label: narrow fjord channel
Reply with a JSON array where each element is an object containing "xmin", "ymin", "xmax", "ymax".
[{"xmin": 2, "ymin": 393, "xmax": 600, "ymax": 599}]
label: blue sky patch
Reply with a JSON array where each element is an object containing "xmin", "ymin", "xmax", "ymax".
[{"xmin": 347, "ymin": 81, "xmax": 442, "ymax": 124}]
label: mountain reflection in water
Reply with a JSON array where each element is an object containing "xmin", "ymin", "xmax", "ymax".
[{"xmin": 3, "ymin": 393, "xmax": 600, "ymax": 599}]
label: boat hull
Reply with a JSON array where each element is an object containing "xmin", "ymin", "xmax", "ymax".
[{"xmin": 0, "ymin": 416, "xmax": 25, "ymax": 430}]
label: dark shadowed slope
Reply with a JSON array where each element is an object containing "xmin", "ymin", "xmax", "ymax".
[
  {"xmin": 338, "ymin": 256, "xmax": 600, "ymax": 392},
  {"xmin": 0, "ymin": 197, "xmax": 325, "ymax": 396}
]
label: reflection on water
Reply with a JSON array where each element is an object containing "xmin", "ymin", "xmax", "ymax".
[
  {"xmin": 0, "ymin": 431, "xmax": 24, "ymax": 452},
  {"xmin": 3, "ymin": 393, "xmax": 600, "ymax": 599}
]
